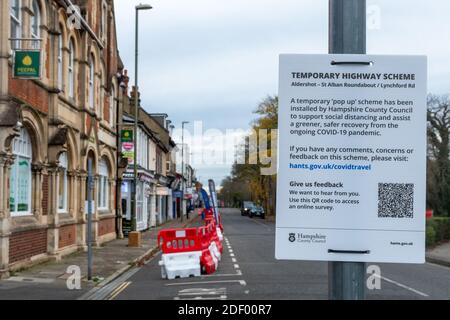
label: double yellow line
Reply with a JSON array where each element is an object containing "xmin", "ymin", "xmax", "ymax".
[{"xmin": 107, "ymin": 281, "xmax": 132, "ymax": 300}]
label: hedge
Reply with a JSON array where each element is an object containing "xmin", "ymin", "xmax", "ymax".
[{"xmin": 426, "ymin": 217, "xmax": 450, "ymax": 247}]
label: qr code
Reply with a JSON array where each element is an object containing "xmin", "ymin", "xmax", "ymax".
[{"xmin": 378, "ymin": 183, "xmax": 414, "ymax": 218}]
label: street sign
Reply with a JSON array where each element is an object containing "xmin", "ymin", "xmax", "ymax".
[
  {"xmin": 173, "ymin": 190, "xmax": 183, "ymax": 198},
  {"xmin": 275, "ymin": 54, "xmax": 427, "ymax": 264},
  {"xmin": 13, "ymin": 50, "xmax": 41, "ymax": 78},
  {"xmin": 121, "ymin": 129, "xmax": 134, "ymax": 142},
  {"xmin": 122, "ymin": 142, "xmax": 135, "ymax": 165},
  {"xmin": 208, "ymin": 180, "xmax": 220, "ymax": 224}
]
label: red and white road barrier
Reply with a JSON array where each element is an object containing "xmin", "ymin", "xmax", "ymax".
[
  {"xmin": 157, "ymin": 228, "xmax": 202, "ymax": 280},
  {"xmin": 198, "ymin": 225, "xmax": 218, "ymax": 274},
  {"xmin": 157, "ymin": 208, "xmax": 226, "ymax": 280}
]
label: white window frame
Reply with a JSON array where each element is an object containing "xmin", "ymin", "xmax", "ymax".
[
  {"xmin": 68, "ymin": 40, "xmax": 75, "ymax": 98},
  {"xmin": 100, "ymin": 71, "xmax": 104, "ymax": 118},
  {"xmin": 89, "ymin": 55, "xmax": 95, "ymax": 109},
  {"xmin": 57, "ymin": 30, "xmax": 63, "ymax": 91},
  {"xmin": 10, "ymin": 128, "xmax": 32, "ymax": 217},
  {"xmin": 110, "ymin": 85, "xmax": 115, "ymax": 127},
  {"xmin": 97, "ymin": 159, "xmax": 109, "ymax": 211},
  {"xmin": 101, "ymin": 1, "xmax": 107, "ymax": 41},
  {"xmin": 30, "ymin": 0, "xmax": 40, "ymax": 49},
  {"xmin": 10, "ymin": 0, "xmax": 22, "ymax": 50},
  {"xmin": 57, "ymin": 152, "xmax": 68, "ymax": 213}
]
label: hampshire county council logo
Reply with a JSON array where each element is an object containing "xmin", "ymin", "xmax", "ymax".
[{"xmin": 289, "ymin": 233, "xmax": 296, "ymax": 243}]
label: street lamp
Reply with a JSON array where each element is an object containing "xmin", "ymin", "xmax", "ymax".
[
  {"xmin": 181, "ymin": 121, "xmax": 190, "ymax": 222},
  {"xmin": 132, "ymin": 4, "xmax": 152, "ymax": 235}
]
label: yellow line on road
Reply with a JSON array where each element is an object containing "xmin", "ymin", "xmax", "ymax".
[{"xmin": 108, "ymin": 281, "xmax": 131, "ymax": 300}]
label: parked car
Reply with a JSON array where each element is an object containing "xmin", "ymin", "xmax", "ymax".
[
  {"xmin": 249, "ymin": 205, "xmax": 265, "ymax": 219},
  {"xmin": 241, "ymin": 201, "xmax": 255, "ymax": 216}
]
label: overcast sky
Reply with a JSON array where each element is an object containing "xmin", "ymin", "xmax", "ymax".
[{"xmin": 114, "ymin": 0, "xmax": 450, "ymax": 186}]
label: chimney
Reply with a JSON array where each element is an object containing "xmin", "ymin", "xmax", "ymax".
[
  {"xmin": 130, "ymin": 86, "xmax": 141, "ymax": 117},
  {"xmin": 122, "ymin": 69, "xmax": 130, "ymax": 96}
]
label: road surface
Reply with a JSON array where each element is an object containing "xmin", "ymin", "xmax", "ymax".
[{"xmin": 94, "ymin": 208, "xmax": 450, "ymax": 300}]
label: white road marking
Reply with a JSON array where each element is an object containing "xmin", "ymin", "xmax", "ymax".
[
  {"xmin": 232, "ymin": 258, "xmax": 237, "ymax": 263},
  {"xmin": 6, "ymin": 277, "xmax": 55, "ymax": 284},
  {"xmin": 178, "ymin": 288, "xmax": 226, "ymax": 296},
  {"xmin": 202, "ymin": 271, "xmax": 242, "ymax": 277},
  {"xmin": 234, "ymin": 264, "xmax": 240, "ymax": 269},
  {"xmin": 229, "ymin": 250, "xmax": 233, "ymax": 253},
  {"xmin": 176, "ymin": 295, "xmax": 227, "ymax": 300},
  {"xmin": 166, "ymin": 280, "xmax": 246, "ymax": 287},
  {"xmin": 230, "ymin": 253, "xmax": 235, "ymax": 257},
  {"xmin": 377, "ymin": 275, "xmax": 429, "ymax": 297}
]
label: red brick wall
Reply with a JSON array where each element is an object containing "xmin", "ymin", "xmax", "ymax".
[
  {"xmin": 104, "ymin": 95, "xmax": 110, "ymax": 123},
  {"xmin": 99, "ymin": 218, "xmax": 115, "ymax": 236},
  {"xmin": 42, "ymin": 174, "xmax": 48, "ymax": 215},
  {"xmin": 59, "ymin": 224, "xmax": 76, "ymax": 249},
  {"xmin": 8, "ymin": 69, "xmax": 49, "ymax": 114},
  {"xmin": 9, "ymin": 229, "xmax": 47, "ymax": 264}
]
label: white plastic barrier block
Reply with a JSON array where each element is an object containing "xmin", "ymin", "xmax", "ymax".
[
  {"xmin": 216, "ymin": 227, "xmax": 224, "ymax": 242},
  {"xmin": 209, "ymin": 241, "xmax": 221, "ymax": 262},
  {"xmin": 158, "ymin": 251, "xmax": 202, "ymax": 280}
]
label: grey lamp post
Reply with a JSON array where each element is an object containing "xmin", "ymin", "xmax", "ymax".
[
  {"xmin": 181, "ymin": 121, "xmax": 189, "ymax": 222},
  {"xmin": 131, "ymin": 4, "xmax": 152, "ymax": 233}
]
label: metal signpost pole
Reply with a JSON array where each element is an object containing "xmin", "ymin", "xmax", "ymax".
[
  {"xmin": 328, "ymin": 0, "xmax": 367, "ymax": 300},
  {"xmin": 132, "ymin": 7, "xmax": 140, "ymax": 234},
  {"xmin": 181, "ymin": 121, "xmax": 189, "ymax": 222},
  {"xmin": 132, "ymin": 4, "xmax": 152, "ymax": 234},
  {"xmin": 87, "ymin": 158, "xmax": 93, "ymax": 281}
]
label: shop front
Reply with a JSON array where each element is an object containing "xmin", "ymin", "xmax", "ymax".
[
  {"xmin": 156, "ymin": 186, "xmax": 171, "ymax": 224},
  {"xmin": 121, "ymin": 171, "xmax": 156, "ymax": 234}
]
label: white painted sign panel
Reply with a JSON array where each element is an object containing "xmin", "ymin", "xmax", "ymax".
[{"xmin": 275, "ymin": 54, "xmax": 427, "ymax": 263}]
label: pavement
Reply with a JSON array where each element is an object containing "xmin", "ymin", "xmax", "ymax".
[
  {"xmin": 0, "ymin": 213, "xmax": 200, "ymax": 300},
  {"xmin": 106, "ymin": 208, "xmax": 450, "ymax": 300},
  {"xmin": 426, "ymin": 241, "xmax": 450, "ymax": 268}
]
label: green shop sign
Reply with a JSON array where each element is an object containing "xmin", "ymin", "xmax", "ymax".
[
  {"xmin": 121, "ymin": 129, "xmax": 134, "ymax": 142},
  {"xmin": 13, "ymin": 50, "xmax": 41, "ymax": 78}
]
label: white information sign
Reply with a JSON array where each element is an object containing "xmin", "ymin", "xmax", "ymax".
[{"xmin": 275, "ymin": 54, "xmax": 427, "ymax": 263}]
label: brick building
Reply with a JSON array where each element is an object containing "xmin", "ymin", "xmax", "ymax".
[
  {"xmin": 0, "ymin": 0, "xmax": 124, "ymax": 278},
  {"xmin": 118, "ymin": 89, "xmax": 178, "ymax": 234}
]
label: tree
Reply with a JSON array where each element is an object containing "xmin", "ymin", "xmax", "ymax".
[
  {"xmin": 219, "ymin": 95, "xmax": 278, "ymax": 216},
  {"xmin": 427, "ymin": 94, "xmax": 450, "ymax": 216}
]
